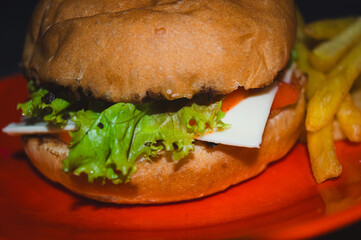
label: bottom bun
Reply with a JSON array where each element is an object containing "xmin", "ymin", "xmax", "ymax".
[{"xmin": 23, "ymin": 85, "xmax": 305, "ymax": 204}]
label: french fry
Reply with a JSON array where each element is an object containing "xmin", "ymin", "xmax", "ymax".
[
  {"xmin": 307, "ymin": 122, "xmax": 342, "ymax": 184},
  {"xmin": 294, "ymin": 41, "xmax": 326, "ymax": 100},
  {"xmin": 336, "ymin": 94, "xmax": 361, "ymax": 142},
  {"xmin": 305, "ymin": 70, "xmax": 326, "ymax": 100},
  {"xmin": 351, "ymin": 87, "xmax": 361, "ymax": 110},
  {"xmin": 333, "ymin": 119, "xmax": 347, "ymax": 141},
  {"xmin": 304, "ymin": 17, "xmax": 356, "ymax": 40},
  {"xmin": 351, "ymin": 73, "xmax": 361, "ymax": 91},
  {"xmin": 309, "ymin": 18, "xmax": 361, "ymax": 72},
  {"xmin": 294, "ymin": 41, "xmax": 309, "ymax": 69},
  {"xmin": 306, "ymin": 41, "xmax": 361, "ymax": 132},
  {"xmin": 328, "ymin": 41, "xmax": 361, "ymax": 77}
]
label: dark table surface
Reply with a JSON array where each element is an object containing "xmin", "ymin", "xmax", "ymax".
[{"xmin": 1, "ymin": 0, "xmax": 361, "ymax": 239}]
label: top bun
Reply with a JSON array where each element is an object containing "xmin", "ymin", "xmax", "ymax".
[{"xmin": 22, "ymin": 0, "xmax": 296, "ymax": 103}]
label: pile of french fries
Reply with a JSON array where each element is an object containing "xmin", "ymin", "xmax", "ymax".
[{"xmin": 296, "ymin": 12, "xmax": 361, "ymax": 183}]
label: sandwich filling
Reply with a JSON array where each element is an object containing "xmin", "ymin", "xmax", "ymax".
[{"xmin": 4, "ymin": 68, "xmax": 298, "ymax": 184}]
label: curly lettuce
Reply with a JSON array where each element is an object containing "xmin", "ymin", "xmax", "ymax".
[
  {"xmin": 19, "ymin": 87, "xmax": 228, "ymax": 183},
  {"xmin": 17, "ymin": 88, "xmax": 73, "ymax": 127}
]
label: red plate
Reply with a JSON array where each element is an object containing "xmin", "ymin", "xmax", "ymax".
[{"xmin": 1, "ymin": 75, "xmax": 361, "ymax": 239}]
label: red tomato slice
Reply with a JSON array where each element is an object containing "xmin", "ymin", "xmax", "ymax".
[
  {"xmin": 271, "ymin": 81, "xmax": 300, "ymax": 111},
  {"xmin": 221, "ymin": 88, "xmax": 250, "ymax": 113},
  {"xmin": 221, "ymin": 80, "xmax": 300, "ymax": 114}
]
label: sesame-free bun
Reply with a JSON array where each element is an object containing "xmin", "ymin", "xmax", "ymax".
[
  {"xmin": 22, "ymin": 81, "xmax": 305, "ymax": 204},
  {"xmin": 22, "ymin": 0, "xmax": 296, "ymax": 103}
]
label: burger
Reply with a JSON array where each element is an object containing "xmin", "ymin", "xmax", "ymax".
[{"xmin": 4, "ymin": 0, "xmax": 305, "ymax": 203}]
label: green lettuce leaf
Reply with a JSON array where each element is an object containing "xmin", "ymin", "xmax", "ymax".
[
  {"xmin": 18, "ymin": 87, "xmax": 229, "ymax": 183},
  {"xmin": 17, "ymin": 88, "xmax": 73, "ymax": 127},
  {"xmin": 63, "ymin": 101, "xmax": 228, "ymax": 183}
]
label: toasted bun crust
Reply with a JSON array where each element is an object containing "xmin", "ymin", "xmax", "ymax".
[
  {"xmin": 22, "ymin": 0, "xmax": 296, "ymax": 103},
  {"xmin": 22, "ymin": 82, "xmax": 305, "ymax": 204}
]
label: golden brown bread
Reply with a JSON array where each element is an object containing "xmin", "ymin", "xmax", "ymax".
[
  {"xmin": 22, "ymin": 0, "xmax": 296, "ymax": 103},
  {"xmin": 22, "ymin": 83, "xmax": 305, "ymax": 204}
]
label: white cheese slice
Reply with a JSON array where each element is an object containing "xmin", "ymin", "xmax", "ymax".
[
  {"xmin": 2, "ymin": 120, "xmax": 77, "ymax": 136},
  {"xmin": 197, "ymin": 83, "xmax": 278, "ymax": 148}
]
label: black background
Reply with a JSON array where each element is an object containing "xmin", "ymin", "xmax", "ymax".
[{"xmin": 0, "ymin": 0, "xmax": 361, "ymax": 239}]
